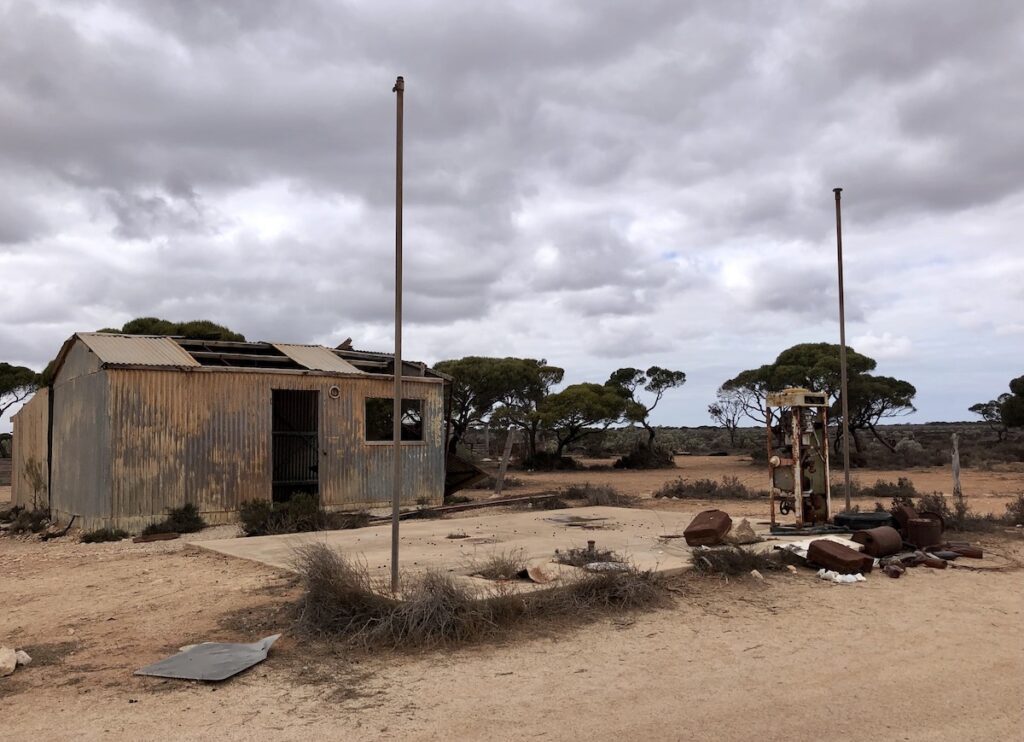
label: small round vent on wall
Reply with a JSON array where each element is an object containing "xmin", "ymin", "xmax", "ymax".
[{"xmin": 328, "ymin": 385, "xmax": 341, "ymax": 399}]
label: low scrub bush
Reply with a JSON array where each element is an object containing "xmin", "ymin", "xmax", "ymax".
[
  {"xmin": 80, "ymin": 527, "xmax": 129, "ymax": 543},
  {"xmin": 848, "ymin": 477, "xmax": 918, "ymax": 503},
  {"xmin": 6, "ymin": 507, "xmax": 51, "ymax": 534},
  {"xmin": 691, "ymin": 545, "xmax": 788, "ymax": 576},
  {"xmin": 141, "ymin": 503, "xmax": 206, "ymax": 536},
  {"xmin": 654, "ymin": 476, "xmax": 766, "ymax": 500},
  {"xmin": 239, "ymin": 494, "xmax": 369, "ymax": 536},
  {"xmin": 471, "ymin": 549, "xmax": 529, "ymax": 580},
  {"xmin": 554, "ymin": 545, "xmax": 621, "ymax": 568},
  {"xmin": 521, "ymin": 452, "xmax": 579, "ymax": 471},
  {"xmin": 1006, "ymin": 494, "xmax": 1024, "ymax": 525},
  {"xmin": 613, "ymin": 444, "xmax": 675, "ymax": 470},
  {"xmin": 560, "ymin": 483, "xmax": 636, "ymax": 507},
  {"xmin": 470, "ymin": 475, "xmax": 525, "ymax": 490},
  {"xmin": 907, "ymin": 491, "xmax": 1009, "ymax": 532},
  {"xmin": 293, "ymin": 544, "xmax": 668, "ymax": 648}
]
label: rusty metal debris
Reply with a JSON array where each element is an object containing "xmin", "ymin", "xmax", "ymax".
[
  {"xmin": 906, "ymin": 518, "xmax": 943, "ymax": 549},
  {"xmin": 850, "ymin": 526, "xmax": 902, "ymax": 557},
  {"xmin": 945, "ymin": 543, "xmax": 983, "ymax": 559},
  {"xmin": 807, "ymin": 539, "xmax": 874, "ymax": 575},
  {"xmin": 684, "ymin": 509, "xmax": 732, "ymax": 547}
]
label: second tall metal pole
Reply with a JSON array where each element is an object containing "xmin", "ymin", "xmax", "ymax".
[
  {"xmin": 834, "ymin": 187, "xmax": 852, "ymax": 513},
  {"xmin": 391, "ymin": 76, "xmax": 405, "ymax": 593}
]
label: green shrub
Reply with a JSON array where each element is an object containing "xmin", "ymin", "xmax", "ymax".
[
  {"xmin": 654, "ymin": 476, "xmax": 766, "ymax": 500},
  {"xmin": 141, "ymin": 503, "xmax": 206, "ymax": 536},
  {"xmin": 80, "ymin": 528, "xmax": 129, "ymax": 543},
  {"xmin": 7, "ymin": 507, "xmax": 50, "ymax": 534},
  {"xmin": 560, "ymin": 483, "xmax": 636, "ymax": 507},
  {"xmin": 613, "ymin": 444, "xmax": 675, "ymax": 470},
  {"xmin": 1006, "ymin": 494, "xmax": 1024, "ymax": 525},
  {"xmin": 239, "ymin": 494, "xmax": 369, "ymax": 536}
]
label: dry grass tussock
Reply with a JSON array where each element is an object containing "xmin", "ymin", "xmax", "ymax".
[
  {"xmin": 690, "ymin": 545, "xmax": 790, "ymax": 576},
  {"xmin": 293, "ymin": 543, "xmax": 669, "ymax": 649},
  {"xmin": 560, "ymin": 483, "xmax": 638, "ymax": 507}
]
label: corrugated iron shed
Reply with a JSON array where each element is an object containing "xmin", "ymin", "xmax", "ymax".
[
  {"xmin": 271, "ymin": 343, "xmax": 363, "ymax": 374},
  {"xmin": 77, "ymin": 333, "xmax": 200, "ymax": 368}
]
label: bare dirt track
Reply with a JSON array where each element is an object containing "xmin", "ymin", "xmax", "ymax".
[{"xmin": 2, "ymin": 459, "xmax": 1024, "ymax": 740}]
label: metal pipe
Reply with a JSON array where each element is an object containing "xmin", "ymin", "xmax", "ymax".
[
  {"xmin": 391, "ymin": 75, "xmax": 405, "ymax": 593},
  {"xmin": 833, "ymin": 187, "xmax": 852, "ymax": 513}
]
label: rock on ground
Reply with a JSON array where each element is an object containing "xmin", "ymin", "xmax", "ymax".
[{"xmin": 0, "ymin": 647, "xmax": 16, "ymax": 677}]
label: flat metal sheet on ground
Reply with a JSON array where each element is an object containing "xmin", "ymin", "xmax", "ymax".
[
  {"xmin": 544, "ymin": 515, "xmax": 609, "ymax": 524},
  {"xmin": 135, "ymin": 634, "xmax": 280, "ymax": 682}
]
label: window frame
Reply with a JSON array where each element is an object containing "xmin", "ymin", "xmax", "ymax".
[{"xmin": 363, "ymin": 396, "xmax": 426, "ymax": 444}]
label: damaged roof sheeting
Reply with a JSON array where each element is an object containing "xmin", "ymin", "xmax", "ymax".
[
  {"xmin": 76, "ymin": 333, "xmax": 201, "ymax": 368},
  {"xmin": 271, "ymin": 344, "xmax": 363, "ymax": 374},
  {"xmin": 50, "ymin": 332, "xmax": 448, "ymax": 379}
]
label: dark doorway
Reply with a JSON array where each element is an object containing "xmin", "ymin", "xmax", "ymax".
[{"xmin": 272, "ymin": 390, "xmax": 319, "ymax": 503}]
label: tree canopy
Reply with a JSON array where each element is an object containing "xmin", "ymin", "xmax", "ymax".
[
  {"xmin": 605, "ymin": 366, "xmax": 686, "ymax": 444},
  {"xmin": 719, "ymin": 342, "xmax": 915, "ymax": 451},
  {"xmin": 970, "ymin": 375, "xmax": 1024, "ymax": 434},
  {"xmin": 969, "ymin": 395, "xmax": 1012, "ymax": 441},
  {"xmin": 99, "ymin": 317, "xmax": 245, "ymax": 341},
  {"xmin": 0, "ymin": 362, "xmax": 41, "ymax": 420},
  {"xmin": 489, "ymin": 359, "xmax": 564, "ymax": 457},
  {"xmin": 1000, "ymin": 375, "xmax": 1024, "ymax": 429},
  {"xmin": 39, "ymin": 317, "xmax": 247, "ymax": 384},
  {"xmin": 538, "ymin": 382, "xmax": 626, "ymax": 456}
]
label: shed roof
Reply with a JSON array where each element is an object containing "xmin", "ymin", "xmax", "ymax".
[
  {"xmin": 77, "ymin": 333, "xmax": 201, "ymax": 367},
  {"xmin": 50, "ymin": 333, "xmax": 445, "ymax": 381},
  {"xmin": 271, "ymin": 344, "xmax": 362, "ymax": 373}
]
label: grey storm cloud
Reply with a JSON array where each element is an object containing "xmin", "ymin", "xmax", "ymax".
[{"xmin": 1, "ymin": 0, "xmax": 1023, "ymax": 431}]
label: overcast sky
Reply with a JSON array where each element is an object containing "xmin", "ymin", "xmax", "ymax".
[{"xmin": 2, "ymin": 0, "xmax": 1023, "ymax": 432}]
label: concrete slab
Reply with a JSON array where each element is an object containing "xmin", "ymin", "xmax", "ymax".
[{"xmin": 194, "ymin": 507, "xmax": 698, "ymax": 578}]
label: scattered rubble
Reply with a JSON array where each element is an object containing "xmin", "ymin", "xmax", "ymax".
[
  {"xmin": 726, "ymin": 518, "xmax": 759, "ymax": 545},
  {"xmin": 0, "ymin": 647, "xmax": 31, "ymax": 677}
]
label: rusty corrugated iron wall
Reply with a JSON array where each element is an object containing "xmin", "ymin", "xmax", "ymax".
[
  {"xmin": 10, "ymin": 389, "xmax": 49, "ymax": 509},
  {"xmin": 50, "ymin": 368, "xmax": 110, "ymax": 525},
  {"xmin": 103, "ymin": 369, "xmax": 445, "ymax": 531}
]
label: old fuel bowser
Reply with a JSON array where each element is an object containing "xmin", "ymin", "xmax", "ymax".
[{"xmin": 766, "ymin": 387, "xmax": 832, "ymax": 528}]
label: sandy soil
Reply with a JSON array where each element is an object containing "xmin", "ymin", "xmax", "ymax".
[
  {"xmin": 2, "ymin": 519, "xmax": 1023, "ymax": 740},
  {"xmin": 487, "ymin": 455, "xmax": 1024, "ymax": 516},
  {"xmin": 2, "ymin": 460, "xmax": 1024, "ymax": 740}
]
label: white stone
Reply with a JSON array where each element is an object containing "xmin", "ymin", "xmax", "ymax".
[
  {"xmin": 15, "ymin": 650, "xmax": 31, "ymax": 666},
  {"xmin": 750, "ymin": 569, "xmax": 764, "ymax": 580},
  {"xmin": 0, "ymin": 647, "xmax": 16, "ymax": 677}
]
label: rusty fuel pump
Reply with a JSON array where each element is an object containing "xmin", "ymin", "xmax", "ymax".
[{"xmin": 766, "ymin": 388, "xmax": 832, "ymax": 530}]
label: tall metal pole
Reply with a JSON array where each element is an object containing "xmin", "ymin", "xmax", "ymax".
[
  {"xmin": 833, "ymin": 187, "xmax": 852, "ymax": 513},
  {"xmin": 391, "ymin": 76, "xmax": 405, "ymax": 593}
]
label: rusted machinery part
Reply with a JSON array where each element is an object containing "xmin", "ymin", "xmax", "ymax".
[
  {"xmin": 850, "ymin": 526, "xmax": 903, "ymax": 557},
  {"xmin": 906, "ymin": 518, "xmax": 943, "ymax": 549}
]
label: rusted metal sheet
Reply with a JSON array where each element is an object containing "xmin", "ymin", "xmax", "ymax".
[
  {"xmin": 906, "ymin": 518, "xmax": 943, "ymax": 549},
  {"xmin": 10, "ymin": 389, "xmax": 49, "ymax": 508},
  {"xmin": 56, "ymin": 339, "xmax": 103, "ymax": 383},
  {"xmin": 50, "ymin": 369, "xmax": 110, "ymax": 526},
  {"xmin": 683, "ymin": 510, "xmax": 732, "ymax": 546},
  {"xmin": 77, "ymin": 333, "xmax": 200, "ymax": 368},
  {"xmin": 102, "ymin": 369, "xmax": 445, "ymax": 531},
  {"xmin": 891, "ymin": 504, "xmax": 918, "ymax": 533},
  {"xmin": 807, "ymin": 539, "xmax": 874, "ymax": 574},
  {"xmin": 850, "ymin": 526, "xmax": 902, "ymax": 557},
  {"xmin": 271, "ymin": 344, "xmax": 364, "ymax": 374}
]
